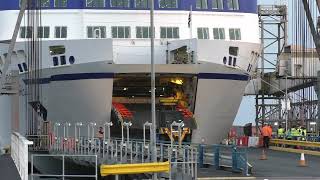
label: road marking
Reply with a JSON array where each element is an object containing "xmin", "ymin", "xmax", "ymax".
[{"xmin": 198, "ymin": 177, "xmax": 256, "ymax": 180}]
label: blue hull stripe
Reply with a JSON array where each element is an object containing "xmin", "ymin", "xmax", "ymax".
[
  {"xmin": 198, "ymin": 73, "xmax": 249, "ymax": 81},
  {"xmin": 23, "ymin": 72, "xmax": 248, "ymax": 84},
  {"xmin": 0, "ymin": 0, "xmax": 257, "ymax": 14},
  {"xmin": 23, "ymin": 73, "xmax": 114, "ymax": 84}
]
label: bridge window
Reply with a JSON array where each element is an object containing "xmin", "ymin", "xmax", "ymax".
[
  {"xmin": 54, "ymin": 0, "xmax": 67, "ymax": 8},
  {"xmin": 229, "ymin": 28, "xmax": 241, "ymax": 40},
  {"xmin": 86, "ymin": 0, "xmax": 105, "ymax": 7},
  {"xmin": 55, "ymin": 26, "xmax": 67, "ymax": 38},
  {"xmin": 112, "ymin": 26, "xmax": 131, "ymax": 38},
  {"xmin": 196, "ymin": 0, "xmax": 208, "ymax": 9},
  {"xmin": 197, "ymin": 28, "xmax": 209, "ymax": 39},
  {"xmin": 213, "ymin": 28, "xmax": 225, "ymax": 40},
  {"xmin": 136, "ymin": 26, "xmax": 151, "ymax": 38},
  {"xmin": 227, "ymin": 0, "xmax": 239, "ymax": 10},
  {"xmin": 229, "ymin": 46, "xmax": 239, "ymax": 56},
  {"xmin": 212, "ymin": 0, "xmax": 223, "ymax": 9},
  {"xmin": 159, "ymin": 0, "xmax": 178, "ymax": 9},
  {"xmin": 40, "ymin": 0, "xmax": 50, "ymax": 7},
  {"xmin": 135, "ymin": 0, "xmax": 149, "ymax": 8},
  {"xmin": 49, "ymin": 46, "xmax": 66, "ymax": 56},
  {"xmin": 38, "ymin": 26, "xmax": 50, "ymax": 38},
  {"xmin": 160, "ymin": 27, "xmax": 179, "ymax": 39},
  {"xmin": 111, "ymin": 0, "xmax": 130, "ymax": 8},
  {"xmin": 87, "ymin": 26, "xmax": 106, "ymax": 38},
  {"xmin": 20, "ymin": 26, "xmax": 33, "ymax": 38}
]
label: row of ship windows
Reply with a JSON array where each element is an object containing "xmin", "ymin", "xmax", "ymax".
[
  {"xmin": 17, "ymin": 56, "xmax": 76, "ymax": 72},
  {"xmin": 20, "ymin": 0, "xmax": 239, "ymax": 10},
  {"xmin": 20, "ymin": 26, "xmax": 241, "ymax": 40}
]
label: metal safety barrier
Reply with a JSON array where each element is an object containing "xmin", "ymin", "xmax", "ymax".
[
  {"xmin": 11, "ymin": 132, "xmax": 33, "ymax": 180},
  {"xmin": 100, "ymin": 161, "xmax": 170, "ymax": 176},
  {"xmin": 198, "ymin": 144, "xmax": 250, "ymax": 176},
  {"xmin": 31, "ymin": 154, "xmax": 98, "ymax": 180},
  {"xmin": 271, "ymin": 139, "xmax": 320, "ymax": 148}
]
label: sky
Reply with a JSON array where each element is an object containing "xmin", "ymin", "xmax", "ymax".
[{"xmin": 233, "ymin": 0, "xmax": 287, "ymax": 126}]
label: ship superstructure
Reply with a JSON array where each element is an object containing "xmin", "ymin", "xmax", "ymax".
[{"xmin": 0, "ymin": 0, "xmax": 260, "ymax": 144}]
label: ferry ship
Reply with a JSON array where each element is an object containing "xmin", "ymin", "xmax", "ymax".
[{"xmin": 0, "ymin": 0, "xmax": 260, "ymax": 144}]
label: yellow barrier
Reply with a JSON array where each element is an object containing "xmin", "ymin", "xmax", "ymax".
[
  {"xmin": 100, "ymin": 161, "xmax": 170, "ymax": 176},
  {"xmin": 270, "ymin": 139, "xmax": 320, "ymax": 148}
]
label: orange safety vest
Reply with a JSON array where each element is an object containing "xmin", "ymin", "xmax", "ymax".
[{"xmin": 262, "ymin": 126, "xmax": 272, "ymax": 137}]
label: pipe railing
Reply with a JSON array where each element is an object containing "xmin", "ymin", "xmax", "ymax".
[{"xmin": 11, "ymin": 132, "xmax": 33, "ymax": 180}]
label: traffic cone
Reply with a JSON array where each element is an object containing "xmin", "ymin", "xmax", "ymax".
[
  {"xmin": 260, "ymin": 149, "xmax": 267, "ymax": 160},
  {"xmin": 299, "ymin": 153, "xmax": 307, "ymax": 167}
]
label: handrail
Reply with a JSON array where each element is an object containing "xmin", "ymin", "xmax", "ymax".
[
  {"xmin": 11, "ymin": 132, "xmax": 33, "ymax": 180},
  {"xmin": 270, "ymin": 139, "xmax": 320, "ymax": 148}
]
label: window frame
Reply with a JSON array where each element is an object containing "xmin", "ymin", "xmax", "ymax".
[
  {"xmin": 212, "ymin": 0, "xmax": 223, "ymax": 9},
  {"xmin": 229, "ymin": 28, "xmax": 241, "ymax": 40},
  {"xmin": 110, "ymin": 0, "xmax": 130, "ymax": 8},
  {"xmin": 159, "ymin": 0, "xmax": 178, "ymax": 9},
  {"xmin": 111, "ymin": 26, "xmax": 131, "ymax": 38},
  {"xmin": 86, "ymin": 0, "xmax": 105, "ymax": 8},
  {"xmin": 227, "ymin": 0, "xmax": 239, "ymax": 10},
  {"xmin": 213, "ymin": 28, "xmax": 225, "ymax": 40},
  {"xmin": 136, "ymin": 26, "xmax": 152, "ymax": 39},
  {"xmin": 87, "ymin": 26, "xmax": 106, "ymax": 38},
  {"xmin": 55, "ymin": 26, "xmax": 68, "ymax": 38},
  {"xmin": 160, "ymin": 27, "xmax": 179, "ymax": 39},
  {"xmin": 196, "ymin": 0, "xmax": 208, "ymax": 9},
  {"xmin": 38, "ymin": 26, "xmax": 50, "ymax": 38},
  {"xmin": 20, "ymin": 26, "xmax": 33, "ymax": 38},
  {"xmin": 54, "ymin": 0, "xmax": 68, "ymax": 8},
  {"xmin": 135, "ymin": 0, "xmax": 149, "ymax": 8},
  {"xmin": 40, "ymin": 0, "xmax": 50, "ymax": 7},
  {"xmin": 197, "ymin": 27, "xmax": 209, "ymax": 39}
]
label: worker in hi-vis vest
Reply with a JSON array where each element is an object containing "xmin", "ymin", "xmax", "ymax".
[
  {"xmin": 277, "ymin": 125, "xmax": 285, "ymax": 139},
  {"xmin": 261, "ymin": 123, "xmax": 272, "ymax": 149},
  {"xmin": 291, "ymin": 126, "xmax": 298, "ymax": 140}
]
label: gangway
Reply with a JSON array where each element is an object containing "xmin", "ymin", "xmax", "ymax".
[{"xmin": 29, "ymin": 122, "xmax": 198, "ymax": 179}]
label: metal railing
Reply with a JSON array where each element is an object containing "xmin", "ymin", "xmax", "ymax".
[
  {"xmin": 31, "ymin": 154, "xmax": 98, "ymax": 180},
  {"xmin": 48, "ymin": 135, "xmax": 198, "ymax": 179},
  {"xmin": 198, "ymin": 144, "xmax": 250, "ymax": 176},
  {"xmin": 11, "ymin": 132, "xmax": 33, "ymax": 180}
]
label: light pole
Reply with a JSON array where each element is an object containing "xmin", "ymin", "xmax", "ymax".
[
  {"xmin": 149, "ymin": 0, "xmax": 157, "ymax": 179},
  {"xmin": 75, "ymin": 122, "xmax": 83, "ymax": 153},
  {"xmin": 53, "ymin": 123, "xmax": 61, "ymax": 150},
  {"xmin": 103, "ymin": 122, "xmax": 113, "ymax": 158},
  {"xmin": 63, "ymin": 122, "xmax": 71, "ymax": 152}
]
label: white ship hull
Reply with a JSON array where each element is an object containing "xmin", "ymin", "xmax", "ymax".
[{"xmin": 18, "ymin": 61, "xmax": 251, "ymax": 144}]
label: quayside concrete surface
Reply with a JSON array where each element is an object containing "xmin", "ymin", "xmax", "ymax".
[
  {"xmin": 0, "ymin": 154, "xmax": 20, "ymax": 180},
  {"xmin": 198, "ymin": 148, "xmax": 320, "ymax": 180}
]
